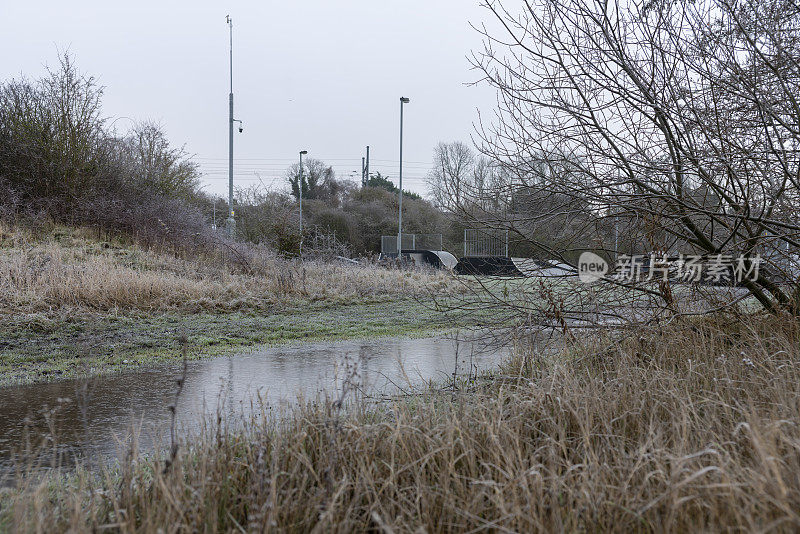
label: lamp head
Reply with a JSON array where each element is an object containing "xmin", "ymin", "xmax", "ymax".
[
  {"xmin": 400, "ymin": 97, "xmax": 410, "ymax": 103},
  {"xmin": 300, "ymin": 150, "xmax": 308, "ymax": 155}
]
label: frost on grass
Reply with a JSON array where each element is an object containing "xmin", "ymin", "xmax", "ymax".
[{"xmin": 0, "ymin": 224, "xmax": 456, "ymax": 316}]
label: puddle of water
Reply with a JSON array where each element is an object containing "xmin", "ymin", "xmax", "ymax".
[{"xmin": 0, "ymin": 334, "xmax": 506, "ymax": 475}]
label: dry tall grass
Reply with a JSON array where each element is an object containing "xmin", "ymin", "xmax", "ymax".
[
  {"xmin": 5, "ymin": 314, "xmax": 800, "ymax": 532},
  {"xmin": 0, "ymin": 222, "xmax": 453, "ymax": 316}
]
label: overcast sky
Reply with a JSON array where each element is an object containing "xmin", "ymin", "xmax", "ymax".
[{"xmin": 1, "ymin": 1, "xmax": 500, "ymax": 198}]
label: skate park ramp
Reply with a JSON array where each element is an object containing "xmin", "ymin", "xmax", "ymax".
[
  {"xmin": 406, "ymin": 250, "xmax": 458, "ymax": 270},
  {"xmin": 380, "ymin": 235, "xmax": 456, "ymax": 270},
  {"xmin": 455, "ymin": 256, "xmax": 519, "ymax": 276},
  {"xmin": 430, "ymin": 250, "xmax": 458, "ymax": 269},
  {"xmin": 511, "ymin": 258, "xmax": 574, "ymax": 277},
  {"xmin": 455, "ymin": 257, "xmax": 575, "ymax": 277}
]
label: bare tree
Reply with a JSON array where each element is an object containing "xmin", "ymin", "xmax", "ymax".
[
  {"xmin": 459, "ymin": 0, "xmax": 800, "ymax": 316},
  {"xmin": 120, "ymin": 121, "xmax": 199, "ymax": 200},
  {"xmin": 427, "ymin": 141, "xmax": 476, "ymax": 212},
  {"xmin": 427, "ymin": 141, "xmax": 517, "ymax": 221}
]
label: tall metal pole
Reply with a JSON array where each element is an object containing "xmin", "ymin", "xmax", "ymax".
[
  {"xmin": 365, "ymin": 145, "xmax": 370, "ymax": 186},
  {"xmin": 397, "ymin": 97, "xmax": 409, "ymax": 255},
  {"xmin": 226, "ymin": 15, "xmax": 235, "ymax": 239},
  {"xmin": 299, "ymin": 150, "xmax": 307, "ymax": 256}
]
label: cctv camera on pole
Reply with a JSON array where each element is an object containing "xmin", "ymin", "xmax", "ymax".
[{"xmin": 226, "ymin": 15, "xmax": 244, "ymax": 239}]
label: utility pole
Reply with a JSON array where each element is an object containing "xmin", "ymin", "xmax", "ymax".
[
  {"xmin": 360, "ymin": 146, "xmax": 371, "ymax": 188},
  {"xmin": 299, "ymin": 150, "xmax": 308, "ymax": 256},
  {"xmin": 226, "ymin": 15, "xmax": 243, "ymax": 239},
  {"xmin": 397, "ymin": 97, "xmax": 410, "ymax": 255}
]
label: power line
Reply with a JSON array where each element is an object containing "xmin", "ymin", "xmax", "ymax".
[{"xmin": 193, "ymin": 157, "xmax": 432, "ymax": 165}]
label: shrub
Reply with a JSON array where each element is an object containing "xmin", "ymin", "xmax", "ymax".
[{"xmin": 0, "ymin": 54, "xmax": 217, "ymax": 256}]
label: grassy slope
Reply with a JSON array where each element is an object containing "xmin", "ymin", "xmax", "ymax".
[
  {"xmin": 0, "ymin": 222, "xmax": 759, "ymax": 386},
  {"xmin": 0, "ymin": 223, "xmax": 463, "ymax": 385},
  {"xmin": 0, "ymin": 222, "xmax": 755, "ymax": 385}
]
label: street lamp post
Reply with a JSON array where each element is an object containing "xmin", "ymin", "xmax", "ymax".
[
  {"xmin": 299, "ymin": 150, "xmax": 308, "ymax": 256},
  {"xmin": 397, "ymin": 97, "xmax": 410, "ymax": 256}
]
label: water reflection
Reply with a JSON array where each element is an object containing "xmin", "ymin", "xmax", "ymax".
[{"xmin": 0, "ymin": 334, "xmax": 506, "ymax": 475}]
